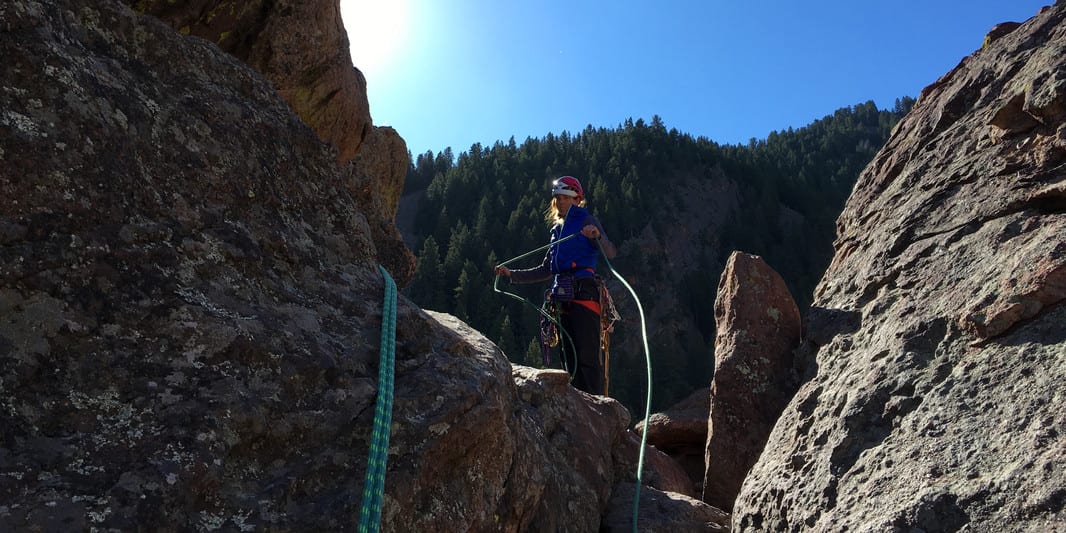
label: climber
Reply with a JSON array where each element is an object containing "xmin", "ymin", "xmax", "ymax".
[{"xmin": 495, "ymin": 176, "xmax": 617, "ymax": 395}]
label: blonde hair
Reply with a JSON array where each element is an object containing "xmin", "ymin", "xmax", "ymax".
[{"xmin": 543, "ymin": 196, "xmax": 586, "ymax": 226}]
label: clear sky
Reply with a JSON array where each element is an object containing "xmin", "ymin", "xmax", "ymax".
[{"xmin": 340, "ymin": 1, "xmax": 1051, "ymax": 158}]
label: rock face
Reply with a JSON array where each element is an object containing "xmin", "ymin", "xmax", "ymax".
[
  {"xmin": 347, "ymin": 125, "xmax": 416, "ymax": 287},
  {"xmin": 636, "ymin": 386, "xmax": 710, "ymax": 493},
  {"xmin": 701, "ymin": 252, "xmax": 801, "ymax": 512},
  {"xmin": 603, "ymin": 484, "xmax": 730, "ymax": 533},
  {"xmin": 734, "ymin": 4, "xmax": 1066, "ymax": 531},
  {"xmin": 128, "ymin": 0, "xmax": 372, "ymax": 166},
  {"xmin": 0, "ymin": 1, "xmax": 671, "ymax": 530},
  {"xmin": 126, "ymin": 0, "xmax": 415, "ymax": 287},
  {"xmin": 613, "ymin": 431, "xmax": 696, "ymax": 498}
]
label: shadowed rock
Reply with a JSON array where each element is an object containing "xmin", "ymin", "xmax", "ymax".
[
  {"xmin": 347, "ymin": 126, "xmax": 416, "ymax": 286},
  {"xmin": 636, "ymin": 386, "xmax": 710, "ymax": 493},
  {"xmin": 613, "ymin": 430, "xmax": 696, "ymax": 498},
  {"xmin": 128, "ymin": 0, "xmax": 372, "ymax": 166},
  {"xmin": 128, "ymin": 0, "xmax": 414, "ymax": 286},
  {"xmin": 603, "ymin": 484, "xmax": 730, "ymax": 533}
]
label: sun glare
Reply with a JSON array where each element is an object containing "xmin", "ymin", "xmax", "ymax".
[{"xmin": 339, "ymin": 0, "xmax": 410, "ymax": 78}]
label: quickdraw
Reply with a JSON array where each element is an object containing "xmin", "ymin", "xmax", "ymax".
[
  {"xmin": 597, "ymin": 275, "xmax": 621, "ymax": 396},
  {"xmin": 539, "ymin": 295, "xmax": 559, "ymax": 366}
]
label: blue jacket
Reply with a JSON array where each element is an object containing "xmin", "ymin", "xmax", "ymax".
[
  {"xmin": 507, "ymin": 205, "xmax": 615, "ymax": 286},
  {"xmin": 550, "ymin": 205, "xmax": 598, "ymax": 278}
]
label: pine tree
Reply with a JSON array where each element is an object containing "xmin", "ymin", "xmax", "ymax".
[
  {"xmin": 523, "ymin": 337, "xmax": 543, "ymax": 368},
  {"xmin": 494, "ymin": 314, "xmax": 519, "ymax": 360},
  {"xmin": 409, "ymin": 235, "xmax": 445, "ymax": 310}
]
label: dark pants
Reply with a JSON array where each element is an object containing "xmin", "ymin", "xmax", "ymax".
[{"xmin": 559, "ymin": 278, "xmax": 603, "ymax": 395}]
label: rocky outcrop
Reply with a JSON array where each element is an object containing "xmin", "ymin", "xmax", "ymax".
[
  {"xmin": 348, "ymin": 126, "xmax": 416, "ymax": 286},
  {"xmin": 126, "ymin": 0, "xmax": 415, "ymax": 287},
  {"xmin": 636, "ymin": 386, "xmax": 710, "ymax": 492},
  {"xmin": 701, "ymin": 252, "xmax": 801, "ymax": 511},
  {"xmin": 613, "ymin": 431, "xmax": 696, "ymax": 498},
  {"xmin": 128, "ymin": 0, "xmax": 372, "ymax": 166},
  {"xmin": 0, "ymin": 1, "xmax": 663, "ymax": 530},
  {"xmin": 603, "ymin": 484, "xmax": 730, "ymax": 533},
  {"xmin": 734, "ymin": 4, "xmax": 1066, "ymax": 531}
]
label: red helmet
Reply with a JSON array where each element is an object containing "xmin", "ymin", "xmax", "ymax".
[{"xmin": 551, "ymin": 176, "xmax": 584, "ymax": 199}]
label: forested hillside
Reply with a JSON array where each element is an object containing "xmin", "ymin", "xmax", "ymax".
[{"xmin": 399, "ymin": 98, "xmax": 914, "ymax": 415}]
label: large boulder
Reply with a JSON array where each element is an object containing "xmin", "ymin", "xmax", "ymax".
[
  {"xmin": 701, "ymin": 252, "xmax": 801, "ymax": 511},
  {"xmin": 603, "ymin": 484, "xmax": 730, "ymax": 533},
  {"xmin": 734, "ymin": 4, "xmax": 1066, "ymax": 531},
  {"xmin": 636, "ymin": 386, "xmax": 710, "ymax": 492},
  {"xmin": 0, "ymin": 1, "xmax": 652, "ymax": 530}
]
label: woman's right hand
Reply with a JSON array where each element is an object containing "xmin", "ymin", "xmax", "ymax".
[{"xmin": 494, "ymin": 265, "xmax": 511, "ymax": 277}]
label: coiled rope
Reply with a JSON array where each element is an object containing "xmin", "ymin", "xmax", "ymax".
[
  {"xmin": 358, "ymin": 265, "xmax": 397, "ymax": 533},
  {"xmin": 493, "ymin": 234, "xmax": 580, "ymax": 376},
  {"xmin": 492, "ymin": 233, "xmax": 578, "ymax": 319},
  {"xmin": 493, "ymin": 237, "xmax": 653, "ymax": 533}
]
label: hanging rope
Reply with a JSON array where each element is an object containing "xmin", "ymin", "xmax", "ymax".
[
  {"xmin": 357, "ymin": 265, "xmax": 397, "ymax": 533},
  {"xmin": 594, "ymin": 240, "xmax": 653, "ymax": 533}
]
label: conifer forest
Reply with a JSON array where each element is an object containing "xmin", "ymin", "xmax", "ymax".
[{"xmin": 400, "ymin": 98, "xmax": 915, "ymax": 416}]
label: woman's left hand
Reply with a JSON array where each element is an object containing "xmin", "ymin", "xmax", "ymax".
[{"xmin": 581, "ymin": 225, "xmax": 600, "ymax": 240}]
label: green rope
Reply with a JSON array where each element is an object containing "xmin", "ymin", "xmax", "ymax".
[
  {"xmin": 492, "ymin": 233, "xmax": 578, "ymax": 311},
  {"xmin": 493, "ymin": 233, "xmax": 579, "ymax": 376},
  {"xmin": 358, "ymin": 265, "xmax": 397, "ymax": 533},
  {"xmin": 595, "ymin": 240, "xmax": 652, "ymax": 533}
]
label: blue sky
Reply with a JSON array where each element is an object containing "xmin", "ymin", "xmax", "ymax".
[{"xmin": 341, "ymin": 1, "xmax": 1051, "ymax": 158}]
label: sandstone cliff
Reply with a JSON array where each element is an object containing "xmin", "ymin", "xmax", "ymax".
[
  {"xmin": 6, "ymin": 0, "xmax": 1062, "ymax": 531},
  {"xmin": 734, "ymin": 3, "xmax": 1066, "ymax": 531}
]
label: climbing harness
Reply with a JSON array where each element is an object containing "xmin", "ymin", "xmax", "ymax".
[
  {"xmin": 539, "ymin": 295, "xmax": 560, "ymax": 366},
  {"xmin": 493, "ymin": 235, "xmax": 653, "ymax": 533},
  {"xmin": 357, "ymin": 265, "xmax": 397, "ymax": 533}
]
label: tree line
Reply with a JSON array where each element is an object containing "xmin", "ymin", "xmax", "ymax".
[{"xmin": 399, "ymin": 97, "xmax": 915, "ymax": 416}]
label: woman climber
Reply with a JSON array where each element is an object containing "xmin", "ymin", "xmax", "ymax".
[{"xmin": 495, "ymin": 176, "xmax": 617, "ymax": 395}]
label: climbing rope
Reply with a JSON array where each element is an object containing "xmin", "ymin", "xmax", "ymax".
[
  {"xmin": 492, "ymin": 233, "xmax": 578, "ymax": 312},
  {"xmin": 595, "ymin": 240, "xmax": 653, "ymax": 533},
  {"xmin": 493, "ymin": 236, "xmax": 653, "ymax": 532},
  {"xmin": 358, "ymin": 265, "xmax": 397, "ymax": 533}
]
